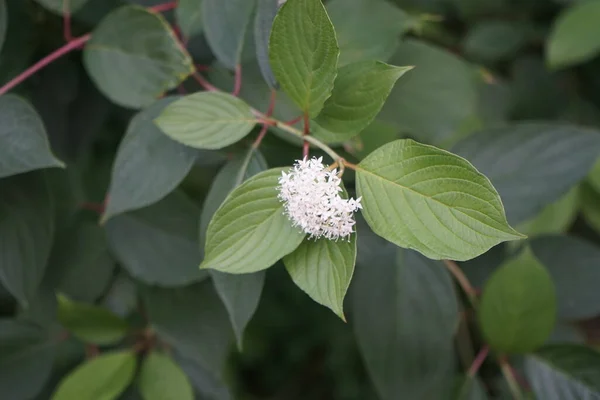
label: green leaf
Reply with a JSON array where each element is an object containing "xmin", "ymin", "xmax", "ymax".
[
  {"xmin": 530, "ymin": 235, "xmax": 600, "ymax": 320},
  {"xmin": 589, "ymin": 157, "xmax": 600, "ymax": 193},
  {"xmin": 352, "ymin": 228, "xmax": 458, "ymax": 400},
  {"xmin": 356, "ymin": 139, "xmax": 523, "ymax": 261},
  {"xmin": 254, "ymin": 0, "xmax": 279, "ymax": 88},
  {"xmin": 202, "ymin": 168, "xmax": 306, "ymax": 273},
  {"xmin": 138, "ymin": 351, "xmax": 194, "ymax": 400},
  {"xmin": 582, "ymin": 184, "xmax": 600, "ymax": 235},
  {"xmin": 327, "ymin": 0, "xmax": 414, "ymax": 66},
  {"xmin": 0, "ymin": 95, "xmax": 63, "ymax": 179},
  {"xmin": 203, "ymin": 0, "xmax": 256, "ymax": 69},
  {"xmin": 0, "ymin": 0, "xmax": 6, "ymax": 53},
  {"xmin": 155, "ymin": 91, "xmax": 257, "ymax": 149},
  {"xmin": 174, "ymin": 353, "xmax": 232, "ymax": 399},
  {"xmin": 313, "ymin": 61, "xmax": 411, "ymax": 142},
  {"xmin": 0, "ymin": 319, "xmax": 57, "ymax": 400},
  {"xmin": 548, "ymin": 1, "xmax": 600, "ymax": 69},
  {"xmin": 106, "ymin": 190, "xmax": 208, "ymax": 287},
  {"xmin": 57, "ymin": 294, "xmax": 130, "ymax": 345},
  {"xmin": 284, "ymin": 232, "xmax": 356, "ymax": 319},
  {"xmin": 378, "ymin": 39, "xmax": 478, "ymax": 146},
  {"xmin": 142, "ymin": 281, "xmax": 233, "ymax": 375},
  {"xmin": 463, "ymin": 21, "xmax": 529, "ymax": 63},
  {"xmin": 103, "ymin": 97, "xmax": 197, "ymax": 221},
  {"xmin": 177, "ymin": 0, "xmax": 203, "ymax": 40},
  {"xmin": 478, "ymin": 247, "xmax": 556, "ymax": 354},
  {"xmin": 269, "ymin": 0, "xmax": 339, "ymax": 117},
  {"xmin": 199, "ymin": 149, "xmax": 267, "ymax": 348},
  {"xmin": 452, "ymin": 123, "xmax": 600, "ymax": 224},
  {"xmin": 455, "ymin": 375, "xmax": 489, "ymax": 400},
  {"xmin": 525, "ymin": 344, "xmax": 600, "ymax": 399},
  {"xmin": 0, "ymin": 172, "xmax": 55, "ymax": 306},
  {"xmin": 33, "ymin": 0, "xmax": 89, "ymax": 14},
  {"xmin": 52, "ymin": 351, "xmax": 137, "ymax": 400},
  {"xmin": 84, "ymin": 6, "xmax": 193, "ymax": 108}
]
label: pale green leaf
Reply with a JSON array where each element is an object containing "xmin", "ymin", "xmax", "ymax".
[
  {"xmin": 548, "ymin": 1, "xmax": 600, "ymax": 69},
  {"xmin": 104, "ymin": 97, "xmax": 198, "ymax": 221},
  {"xmin": 269, "ymin": 0, "xmax": 339, "ymax": 117},
  {"xmin": 57, "ymin": 294, "xmax": 130, "ymax": 345},
  {"xmin": 139, "ymin": 351, "xmax": 194, "ymax": 400},
  {"xmin": 0, "ymin": 95, "xmax": 63, "ymax": 179},
  {"xmin": 478, "ymin": 247, "xmax": 556, "ymax": 354},
  {"xmin": 202, "ymin": 168, "xmax": 306, "ymax": 273},
  {"xmin": 525, "ymin": 344, "xmax": 600, "ymax": 399},
  {"xmin": 284, "ymin": 233, "xmax": 356, "ymax": 319},
  {"xmin": 313, "ymin": 61, "xmax": 412, "ymax": 142},
  {"xmin": 177, "ymin": 0, "xmax": 203, "ymax": 40},
  {"xmin": 202, "ymin": 0, "xmax": 256, "ymax": 69},
  {"xmin": 84, "ymin": 6, "xmax": 194, "ymax": 108},
  {"xmin": 52, "ymin": 351, "xmax": 137, "ymax": 400},
  {"xmin": 155, "ymin": 91, "xmax": 257, "ymax": 149},
  {"xmin": 356, "ymin": 139, "xmax": 524, "ymax": 261}
]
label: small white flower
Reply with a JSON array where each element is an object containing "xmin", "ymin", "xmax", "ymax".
[{"xmin": 277, "ymin": 157, "xmax": 362, "ymax": 240}]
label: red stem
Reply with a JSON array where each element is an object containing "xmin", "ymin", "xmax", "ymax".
[
  {"xmin": 252, "ymin": 90, "xmax": 277, "ymax": 148},
  {"xmin": 233, "ymin": 64, "xmax": 242, "ymax": 97},
  {"xmin": 0, "ymin": 34, "xmax": 91, "ymax": 96},
  {"xmin": 468, "ymin": 345, "xmax": 489, "ymax": 377},
  {"xmin": 285, "ymin": 115, "xmax": 303, "ymax": 125},
  {"xmin": 302, "ymin": 113, "xmax": 310, "ymax": 158},
  {"xmin": 149, "ymin": 1, "xmax": 178, "ymax": 13},
  {"xmin": 192, "ymin": 72, "xmax": 218, "ymax": 92},
  {"xmin": 63, "ymin": 0, "xmax": 73, "ymax": 42}
]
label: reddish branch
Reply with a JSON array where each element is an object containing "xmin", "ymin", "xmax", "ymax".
[
  {"xmin": 233, "ymin": 64, "xmax": 243, "ymax": 97},
  {"xmin": 302, "ymin": 113, "xmax": 310, "ymax": 158},
  {"xmin": 253, "ymin": 90, "xmax": 277, "ymax": 148},
  {"xmin": 468, "ymin": 345, "xmax": 489, "ymax": 377}
]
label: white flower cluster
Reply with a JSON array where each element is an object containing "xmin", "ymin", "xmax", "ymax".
[{"xmin": 278, "ymin": 157, "xmax": 362, "ymax": 240}]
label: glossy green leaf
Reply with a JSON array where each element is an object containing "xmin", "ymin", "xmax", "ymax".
[
  {"xmin": 379, "ymin": 39, "xmax": 478, "ymax": 145},
  {"xmin": 202, "ymin": 0, "xmax": 256, "ymax": 69},
  {"xmin": 57, "ymin": 294, "xmax": 130, "ymax": 345},
  {"xmin": 106, "ymin": 190, "xmax": 208, "ymax": 286},
  {"xmin": 548, "ymin": 1, "xmax": 600, "ymax": 69},
  {"xmin": 356, "ymin": 139, "xmax": 523, "ymax": 261},
  {"xmin": 254, "ymin": 0, "xmax": 279, "ymax": 88},
  {"xmin": 103, "ymin": 97, "xmax": 197, "ymax": 221},
  {"xmin": 313, "ymin": 61, "xmax": 412, "ymax": 142},
  {"xmin": 452, "ymin": 123, "xmax": 600, "ymax": 224},
  {"xmin": 177, "ymin": 0, "xmax": 203, "ymax": 40},
  {"xmin": 33, "ymin": 0, "xmax": 88, "ymax": 14},
  {"xmin": 84, "ymin": 6, "xmax": 193, "ymax": 108},
  {"xmin": 478, "ymin": 247, "xmax": 556, "ymax": 354},
  {"xmin": 327, "ymin": 0, "xmax": 413, "ymax": 66},
  {"xmin": 142, "ymin": 281, "xmax": 233, "ymax": 375},
  {"xmin": 269, "ymin": 0, "xmax": 339, "ymax": 117},
  {"xmin": 155, "ymin": 91, "xmax": 257, "ymax": 149},
  {"xmin": 0, "ymin": 172, "xmax": 54, "ymax": 306},
  {"xmin": 284, "ymin": 233, "xmax": 356, "ymax": 319},
  {"xmin": 531, "ymin": 235, "xmax": 600, "ymax": 320},
  {"xmin": 352, "ymin": 228, "xmax": 458, "ymax": 400},
  {"xmin": 138, "ymin": 351, "xmax": 194, "ymax": 400},
  {"xmin": 202, "ymin": 168, "xmax": 306, "ymax": 273},
  {"xmin": 0, "ymin": 95, "xmax": 63, "ymax": 179},
  {"xmin": 200, "ymin": 149, "xmax": 267, "ymax": 348},
  {"xmin": 52, "ymin": 351, "xmax": 137, "ymax": 400},
  {"xmin": 0, "ymin": 319, "xmax": 57, "ymax": 400},
  {"xmin": 525, "ymin": 344, "xmax": 600, "ymax": 399}
]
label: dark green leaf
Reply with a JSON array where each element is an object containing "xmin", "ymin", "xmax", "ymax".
[
  {"xmin": 0, "ymin": 319, "xmax": 57, "ymax": 400},
  {"xmin": 254, "ymin": 0, "xmax": 279, "ymax": 88},
  {"xmin": 84, "ymin": 6, "xmax": 193, "ymax": 108},
  {"xmin": 177, "ymin": 0, "xmax": 203, "ymax": 40},
  {"xmin": 33, "ymin": 0, "xmax": 89, "ymax": 14},
  {"xmin": 174, "ymin": 352, "xmax": 232, "ymax": 400},
  {"xmin": 0, "ymin": 95, "xmax": 63, "ymax": 179},
  {"xmin": 356, "ymin": 139, "xmax": 523, "ymax": 261},
  {"xmin": 531, "ymin": 235, "xmax": 600, "ymax": 320},
  {"xmin": 269, "ymin": 0, "xmax": 339, "ymax": 117},
  {"xmin": 139, "ymin": 351, "xmax": 194, "ymax": 400},
  {"xmin": 525, "ymin": 344, "xmax": 600, "ymax": 399},
  {"xmin": 57, "ymin": 294, "xmax": 130, "ymax": 345},
  {"xmin": 155, "ymin": 92, "xmax": 257, "ymax": 149},
  {"xmin": 313, "ymin": 61, "xmax": 412, "ymax": 142},
  {"xmin": 201, "ymin": 168, "xmax": 306, "ymax": 273},
  {"xmin": 478, "ymin": 247, "xmax": 556, "ymax": 354},
  {"xmin": 327, "ymin": 0, "xmax": 414, "ymax": 66},
  {"xmin": 0, "ymin": 172, "xmax": 54, "ymax": 306},
  {"xmin": 106, "ymin": 190, "xmax": 208, "ymax": 286},
  {"xmin": 463, "ymin": 21, "xmax": 529, "ymax": 63},
  {"xmin": 103, "ymin": 97, "xmax": 197, "ymax": 221},
  {"xmin": 352, "ymin": 224, "xmax": 458, "ymax": 400},
  {"xmin": 52, "ymin": 351, "xmax": 137, "ymax": 400},
  {"xmin": 142, "ymin": 281, "xmax": 233, "ymax": 375},
  {"xmin": 202, "ymin": 0, "xmax": 256, "ymax": 69},
  {"xmin": 452, "ymin": 123, "xmax": 600, "ymax": 224}
]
